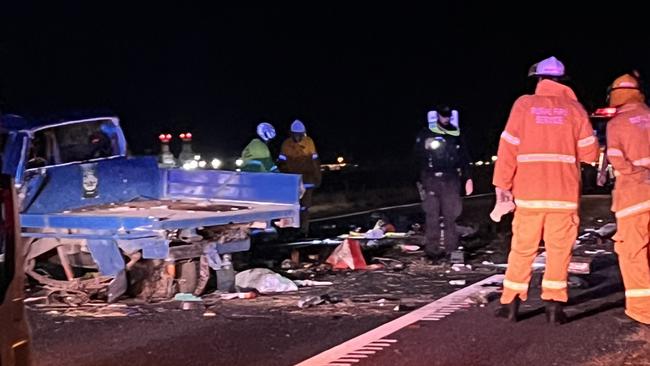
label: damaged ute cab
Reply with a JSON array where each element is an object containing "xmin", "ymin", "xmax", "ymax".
[{"xmin": 0, "ymin": 113, "xmax": 301, "ymax": 301}]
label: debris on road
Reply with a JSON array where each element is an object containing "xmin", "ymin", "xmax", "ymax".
[
  {"xmin": 400, "ymin": 244, "xmax": 421, "ymax": 252},
  {"xmin": 235, "ymin": 268, "xmax": 299, "ymax": 294},
  {"xmin": 568, "ymin": 275, "xmax": 589, "ymax": 289},
  {"xmin": 326, "ymin": 239, "xmax": 367, "ymax": 270},
  {"xmin": 293, "ymin": 280, "xmax": 334, "ymax": 287},
  {"xmin": 297, "ymin": 295, "xmax": 327, "ymax": 308},
  {"xmin": 449, "ymin": 280, "xmax": 467, "ymax": 286},
  {"xmin": 174, "ymin": 293, "xmax": 202, "ymax": 302},
  {"xmin": 220, "ymin": 292, "xmax": 258, "ymax": 300}
]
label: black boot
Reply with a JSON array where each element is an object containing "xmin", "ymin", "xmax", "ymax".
[
  {"xmin": 495, "ymin": 295, "xmax": 520, "ymax": 322},
  {"xmin": 544, "ymin": 301, "xmax": 567, "ymax": 325}
]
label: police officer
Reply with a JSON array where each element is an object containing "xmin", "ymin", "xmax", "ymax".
[{"xmin": 415, "ymin": 105, "xmax": 473, "ymax": 261}]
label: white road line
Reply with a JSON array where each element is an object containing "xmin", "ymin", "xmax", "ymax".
[
  {"xmin": 356, "ymin": 347, "xmax": 384, "ymax": 351},
  {"xmin": 295, "ymin": 274, "xmax": 504, "ymax": 366}
]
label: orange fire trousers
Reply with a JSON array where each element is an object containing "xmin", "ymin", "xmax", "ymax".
[
  {"xmin": 501, "ymin": 210, "xmax": 579, "ymax": 304},
  {"xmin": 614, "ymin": 211, "xmax": 650, "ymax": 324}
]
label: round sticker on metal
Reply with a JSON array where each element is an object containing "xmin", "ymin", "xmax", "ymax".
[{"xmin": 81, "ymin": 163, "xmax": 99, "ymax": 198}]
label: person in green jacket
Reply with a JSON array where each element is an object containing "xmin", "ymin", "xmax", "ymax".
[{"xmin": 241, "ymin": 122, "xmax": 278, "ymax": 172}]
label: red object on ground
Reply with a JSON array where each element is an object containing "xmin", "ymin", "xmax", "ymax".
[{"xmin": 326, "ymin": 239, "xmax": 367, "ymax": 270}]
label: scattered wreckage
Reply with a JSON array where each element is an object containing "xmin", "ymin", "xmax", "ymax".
[{"xmin": 0, "ymin": 113, "xmax": 301, "ymax": 302}]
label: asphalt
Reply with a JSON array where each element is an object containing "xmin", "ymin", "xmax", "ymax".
[
  {"xmin": 26, "ymin": 195, "xmax": 650, "ymax": 366},
  {"xmin": 28, "ymin": 262, "xmax": 650, "ymax": 366}
]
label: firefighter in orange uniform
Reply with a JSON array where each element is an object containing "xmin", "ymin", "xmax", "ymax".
[
  {"xmin": 278, "ymin": 120, "xmax": 322, "ymax": 236},
  {"xmin": 493, "ymin": 56, "xmax": 599, "ymax": 323},
  {"xmin": 605, "ymin": 72, "xmax": 650, "ymax": 325}
]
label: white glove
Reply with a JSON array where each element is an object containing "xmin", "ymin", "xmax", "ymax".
[
  {"xmin": 490, "ymin": 187, "xmax": 515, "ymax": 222},
  {"xmin": 465, "ymin": 179, "xmax": 474, "ymax": 196}
]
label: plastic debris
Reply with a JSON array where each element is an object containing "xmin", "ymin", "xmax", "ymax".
[
  {"xmin": 595, "ymin": 223, "xmax": 617, "ymax": 238},
  {"xmin": 584, "ymin": 249, "xmax": 611, "ymax": 255},
  {"xmin": 235, "ymin": 268, "xmax": 298, "ymax": 294},
  {"xmin": 220, "ymin": 292, "xmax": 258, "ymax": 300},
  {"xmin": 449, "ymin": 280, "xmax": 466, "ymax": 286},
  {"xmin": 293, "ymin": 280, "xmax": 334, "ymax": 287},
  {"xmin": 174, "ymin": 293, "xmax": 203, "ymax": 302},
  {"xmin": 400, "ymin": 244, "xmax": 421, "ymax": 252}
]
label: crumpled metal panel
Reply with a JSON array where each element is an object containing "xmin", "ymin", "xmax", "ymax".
[{"xmin": 85, "ymin": 239, "xmax": 124, "ymax": 276}]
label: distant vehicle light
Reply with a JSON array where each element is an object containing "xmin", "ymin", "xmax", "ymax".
[
  {"xmin": 593, "ymin": 107, "xmax": 617, "ymax": 117},
  {"xmin": 475, "ymin": 161, "xmax": 484, "ymax": 166},
  {"xmin": 182, "ymin": 160, "xmax": 199, "ymax": 170},
  {"xmin": 484, "ymin": 161, "xmax": 491, "ymax": 165},
  {"xmin": 337, "ymin": 156, "xmax": 344, "ymax": 164},
  {"xmin": 186, "ymin": 132, "xmax": 193, "ymax": 139},
  {"xmin": 198, "ymin": 160, "xmax": 207, "ymax": 168},
  {"xmin": 491, "ymin": 155, "xmax": 498, "ymax": 162},
  {"xmin": 159, "ymin": 133, "xmax": 172, "ymax": 143},
  {"xmin": 235, "ymin": 158, "xmax": 244, "ymax": 167},
  {"xmin": 211, "ymin": 158, "xmax": 222, "ymax": 169},
  {"xmin": 180, "ymin": 133, "xmax": 186, "ymax": 139},
  {"xmin": 193, "ymin": 155, "xmax": 201, "ymax": 161}
]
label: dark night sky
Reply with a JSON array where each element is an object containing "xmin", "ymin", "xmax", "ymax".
[{"xmin": 1, "ymin": 3, "xmax": 649, "ymax": 162}]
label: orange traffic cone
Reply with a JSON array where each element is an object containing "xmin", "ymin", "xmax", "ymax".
[{"xmin": 326, "ymin": 239, "xmax": 367, "ymax": 270}]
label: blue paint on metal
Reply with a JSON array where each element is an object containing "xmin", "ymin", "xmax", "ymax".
[
  {"xmin": 20, "ymin": 213, "xmax": 156, "ymax": 230},
  {"xmin": 21, "ymin": 205, "xmax": 298, "ymax": 231},
  {"xmin": 165, "ymin": 169, "xmax": 301, "ymax": 204},
  {"xmin": 20, "ymin": 170, "xmax": 47, "ymax": 212},
  {"xmin": 142, "ymin": 240, "xmax": 170, "ymax": 259},
  {"xmin": 23, "ymin": 157, "xmax": 161, "ymax": 214},
  {"xmin": 2, "ymin": 132, "xmax": 28, "ymax": 180},
  {"xmin": 22, "ymin": 232, "xmax": 157, "ymax": 240},
  {"xmin": 213, "ymin": 239, "xmax": 251, "ymax": 255},
  {"xmin": 86, "ymin": 239, "xmax": 124, "ymax": 276}
]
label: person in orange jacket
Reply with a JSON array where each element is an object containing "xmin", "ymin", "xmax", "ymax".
[
  {"xmin": 493, "ymin": 56, "xmax": 599, "ymax": 323},
  {"xmin": 605, "ymin": 71, "xmax": 650, "ymax": 325},
  {"xmin": 278, "ymin": 120, "xmax": 322, "ymax": 236}
]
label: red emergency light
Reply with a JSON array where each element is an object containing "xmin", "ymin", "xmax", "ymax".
[
  {"xmin": 593, "ymin": 107, "xmax": 617, "ymax": 117},
  {"xmin": 159, "ymin": 133, "xmax": 172, "ymax": 143},
  {"xmin": 179, "ymin": 132, "xmax": 192, "ymax": 142}
]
